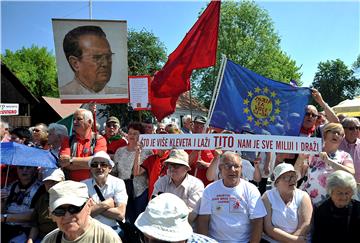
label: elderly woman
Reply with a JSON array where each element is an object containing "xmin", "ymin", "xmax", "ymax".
[
  {"xmin": 296, "ymin": 123, "xmax": 355, "ymax": 205},
  {"xmin": 113, "ymin": 122, "xmax": 152, "ymax": 223},
  {"xmin": 262, "ymin": 163, "xmax": 312, "ymax": 243},
  {"xmin": 312, "ymin": 170, "xmax": 360, "ymax": 242}
]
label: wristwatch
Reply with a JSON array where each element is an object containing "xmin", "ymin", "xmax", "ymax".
[{"xmin": 3, "ymin": 214, "xmax": 8, "ymax": 223}]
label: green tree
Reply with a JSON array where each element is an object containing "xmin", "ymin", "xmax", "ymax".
[
  {"xmin": 311, "ymin": 59, "xmax": 360, "ymax": 107},
  {"xmin": 192, "ymin": 0, "xmax": 302, "ymax": 108},
  {"xmin": 102, "ymin": 29, "xmax": 167, "ymax": 126},
  {"xmin": 1, "ymin": 45, "xmax": 58, "ymax": 98}
]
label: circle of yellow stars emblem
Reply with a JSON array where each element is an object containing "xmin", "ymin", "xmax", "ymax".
[{"xmin": 242, "ymin": 86, "xmax": 281, "ymax": 127}]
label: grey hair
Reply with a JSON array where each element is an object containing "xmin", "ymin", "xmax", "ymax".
[
  {"xmin": 326, "ymin": 170, "xmax": 357, "ymax": 195},
  {"xmin": 76, "ymin": 108, "xmax": 93, "ymax": 125},
  {"xmin": 182, "ymin": 115, "xmax": 192, "ymax": 123},
  {"xmin": 0, "ymin": 120, "xmax": 9, "ymax": 129},
  {"xmin": 341, "ymin": 117, "xmax": 360, "ymax": 128},
  {"xmin": 219, "ymin": 151, "xmax": 242, "ymax": 167},
  {"xmin": 48, "ymin": 123, "xmax": 68, "ymax": 137}
]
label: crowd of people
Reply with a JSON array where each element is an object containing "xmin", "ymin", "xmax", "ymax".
[{"xmin": 1, "ymin": 89, "xmax": 360, "ymax": 243}]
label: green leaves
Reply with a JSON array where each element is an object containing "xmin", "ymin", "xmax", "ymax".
[
  {"xmin": 312, "ymin": 59, "xmax": 360, "ymax": 107},
  {"xmin": 1, "ymin": 45, "xmax": 58, "ymax": 98}
]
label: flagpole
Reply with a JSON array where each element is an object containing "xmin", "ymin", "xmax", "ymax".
[{"xmin": 205, "ymin": 55, "xmax": 227, "ymax": 129}]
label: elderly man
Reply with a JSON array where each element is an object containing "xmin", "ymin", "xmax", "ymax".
[
  {"xmin": 27, "ymin": 168, "xmax": 65, "ymax": 243},
  {"xmin": 47, "ymin": 123, "xmax": 68, "ymax": 159},
  {"xmin": 301, "ymin": 89, "xmax": 339, "ymax": 137},
  {"xmin": 103, "ymin": 116, "xmax": 127, "ymax": 156},
  {"xmin": 198, "ymin": 151, "xmax": 267, "ymax": 243},
  {"xmin": 152, "ymin": 149, "xmax": 204, "ymax": 223},
  {"xmin": 188, "ymin": 116, "xmax": 214, "ymax": 186},
  {"xmin": 82, "ymin": 151, "xmax": 127, "ymax": 234},
  {"xmin": 59, "ymin": 108, "xmax": 107, "ymax": 181},
  {"xmin": 339, "ymin": 117, "xmax": 360, "ymax": 183},
  {"xmin": 0, "ymin": 120, "xmax": 11, "ymax": 142},
  {"xmin": 1, "ymin": 166, "xmax": 44, "ymax": 242},
  {"xmin": 60, "ymin": 25, "xmax": 125, "ymax": 95},
  {"xmin": 41, "ymin": 180, "xmax": 121, "ymax": 242},
  {"xmin": 181, "ymin": 115, "xmax": 192, "ymax": 134}
]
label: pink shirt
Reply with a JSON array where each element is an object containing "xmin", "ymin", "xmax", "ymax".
[{"xmin": 339, "ymin": 138, "xmax": 360, "ymax": 182}]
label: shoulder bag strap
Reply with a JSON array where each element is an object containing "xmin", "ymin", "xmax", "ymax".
[
  {"xmin": 93, "ymin": 184, "xmax": 106, "ymax": 201},
  {"xmin": 56, "ymin": 231, "xmax": 63, "ymax": 243}
]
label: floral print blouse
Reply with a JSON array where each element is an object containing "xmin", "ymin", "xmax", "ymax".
[{"xmin": 300, "ymin": 150, "xmax": 353, "ymax": 205}]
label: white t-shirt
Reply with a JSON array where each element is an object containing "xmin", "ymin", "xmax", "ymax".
[{"xmin": 199, "ymin": 179, "xmax": 267, "ymax": 243}]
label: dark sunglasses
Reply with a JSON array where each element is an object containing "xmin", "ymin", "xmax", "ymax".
[
  {"xmin": 106, "ymin": 123, "xmax": 118, "ymax": 128},
  {"xmin": 33, "ymin": 129, "xmax": 41, "ymax": 132},
  {"xmin": 90, "ymin": 162, "xmax": 109, "ymax": 168},
  {"xmin": 345, "ymin": 126, "xmax": 360, "ymax": 131},
  {"xmin": 305, "ymin": 112, "xmax": 318, "ymax": 118},
  {"xmin": 52, "ymin": 203, "xmax": 86, "ymax": 217}
]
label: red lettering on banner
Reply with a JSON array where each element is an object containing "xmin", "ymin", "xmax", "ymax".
[
  {"xmin": 275, "ymin": 141, "xmax": 293, "ymax": 151},
  {"xmin": 261, "ymin": 140, "xmax": 273, "ymax": 149},
  {"xmin": 237, "ymin": 139, "xmax": 252, "ymax": 148}
]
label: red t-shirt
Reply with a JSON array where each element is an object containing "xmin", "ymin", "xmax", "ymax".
[
  {"xmin": 59, "ymin": 132, "xmax": 107, "ymax": 181},
  {"xmin": 186, "ymin": 150, "xmax": 214, "ymax": 186},
  {"xmin": 104, "ymin": 135, "xmax": 128, "ymax": 154}
]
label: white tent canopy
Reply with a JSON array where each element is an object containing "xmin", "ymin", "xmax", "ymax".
[{"xmin": 332, "ymin": 96, "xmax": 360, "ymax": 117}]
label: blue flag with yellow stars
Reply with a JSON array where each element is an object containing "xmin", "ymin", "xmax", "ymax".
[{"xmin": 209, "ymin": 59, "xmax": 312, "ymax": 136}]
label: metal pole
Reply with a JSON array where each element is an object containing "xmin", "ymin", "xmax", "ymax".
[{"xmin": 89, "ymin": 0, "xmax": 92, "ymax": 19}]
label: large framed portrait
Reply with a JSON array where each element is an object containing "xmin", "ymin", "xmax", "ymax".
[{"xmin": 52, "ymin": 19, "xmax": 129, "ymax": 103}]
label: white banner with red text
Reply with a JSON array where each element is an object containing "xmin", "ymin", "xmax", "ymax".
[{"xmin": 139, "ymin": 134, "xmax": 322, "ymax": 154}]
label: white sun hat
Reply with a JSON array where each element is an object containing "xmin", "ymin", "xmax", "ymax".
[{"xmin": 134, "ymin": 193, "xmax": 193, "ymax": 242}]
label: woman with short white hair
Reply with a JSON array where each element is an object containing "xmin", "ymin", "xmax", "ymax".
[{"xmin": 312, "ymin": 170, "xmax": 360, "ymax": 243}]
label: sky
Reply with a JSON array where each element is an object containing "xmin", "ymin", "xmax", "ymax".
[{"xmin": 1, "ymin": 0, "xmax": 359, "ymax": 88}]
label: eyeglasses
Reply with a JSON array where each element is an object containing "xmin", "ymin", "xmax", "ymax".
[
  {"xmin": 17, "ymin": 166, "xmax": 34, "ymax": 170},
  {"xmin": 167, "ymin": 163, "xmax": 184, "ymax": 169},
  {"xmin": 52, "ymin": 203, "xmax": 86, "ymax": 217},
  {"xmin": 344, "ymin": 126, "xmax": 360, "ymax": 131},
  {"xmin": 106, "ymin": 123, "xmax": 118, "ymax": 128},
  {"xmin": 305, "ymin": 112, "xmax": 319, "ymax": 119},
  {"xmin": 90, "ymin": 162, "xmax": 109, "ymax": 168},
  {"xmin": 280, "ymin": 174, "xmax": 297, "ymax": 182},
  {"xmin": 222, "ymin": 163, "xmax": 241, "ymax": 170},
  {"xmin": 80, "ymin": 52, "xmax": 114, "ymax": 64}
]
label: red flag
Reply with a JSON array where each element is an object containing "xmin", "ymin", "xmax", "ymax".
[{"xmin": 151, "ymin": 1, "xmax": 221, "ymax": 121}]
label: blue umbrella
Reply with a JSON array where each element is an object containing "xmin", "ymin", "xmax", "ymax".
[{"xmin": 0, "ymin": 142, "xmax": 57, "ymax": 168}]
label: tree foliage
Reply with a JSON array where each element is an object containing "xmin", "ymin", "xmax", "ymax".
[
  {"xmin": 102, "ymin": 29, "xmax": 167, "ymax": 126},
  {"xmin": 192, "ymin": 0, "xmax": 302, "ymax": 108},
  {"xmin": 311, "ymin": 59, "xmax": 360, "ymax": 107},
  {"xmin": 1, "ymin": 45, "xmax": 58, "ymax": 98}
]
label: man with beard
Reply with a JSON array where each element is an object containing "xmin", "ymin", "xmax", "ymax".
[{"xmin": 82, "ymin": 151, "xmax": 127, "ymax": 234}]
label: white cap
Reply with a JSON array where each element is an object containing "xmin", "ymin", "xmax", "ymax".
[
  {"xmin": 273, "ymin": 163, "xmax": 296, "ymax": 183},
  {"xmin": 49, "ymin": 180, "xmax": 89, "ymax": 213},
  {"xmin": 88, "ymin": 151, "xmax": 114, "ymax": 168},
  {"xmin": 164, "ymin": 149, "xmax": 190, "ymax": 168},
  {"xmin": 135, "ymin": 193, "xmax": 193, "ymax": 242},
  {"xmin": 42, "ymin": 168, "xmax": 65, "ymax": 182}
]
